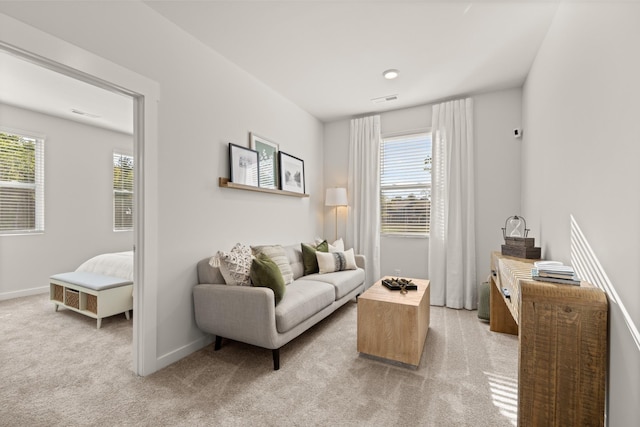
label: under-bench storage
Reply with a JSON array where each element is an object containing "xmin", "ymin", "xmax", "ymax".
[{"xmin": 50, "ymin": 271, "xmax": 133, "ymax": 329}]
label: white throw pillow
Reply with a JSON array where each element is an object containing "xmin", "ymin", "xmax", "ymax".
[
  {"xmin": 316, "ymin": 248, "xmax": 357, "ymax": 274},
  {"xmin": 315, "ymin": 237, "xmax": 345, "ymax": 253},
  {"xmin": 215, "ymin": 243, "xmax": 252, "ymax": 286},
  {"xmin": 329, "ymin": 238, "xmax": 345, "ymax": 252}
]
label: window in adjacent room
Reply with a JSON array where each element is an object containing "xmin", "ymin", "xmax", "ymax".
[
  {"xmin": 113, "ymin": 152, "xmax": 134, "ymax": 231},
  {"xmin": 380, "ymin": 132, "xmax": 432, "ymax": 236},
  {"xmin": 0, "ymin": 130, "xmax": 45, "ymax": 235}
]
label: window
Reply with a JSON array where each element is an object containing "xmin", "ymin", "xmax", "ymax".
[
  {"xmin": 0, "ymin": 130, "xmax": 45, "ymax": 234},
  {"xmin": 380, "ymin": 132, "xmax": 432, "ymax": 236},
  {"xmin": 113, "ymin": 152, "xmax": 134, "ymax": 231}
]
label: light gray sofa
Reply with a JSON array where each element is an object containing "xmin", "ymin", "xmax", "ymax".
[{"xmin": 194, "ymin": 243, "xmax": 366, "ymax": 370}]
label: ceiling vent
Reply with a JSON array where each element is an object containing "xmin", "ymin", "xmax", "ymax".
[
  {"xmin": 371, "ymin": 94, "xmax": 398, "ymax": 104},
  {"xmin": 71, "ymin": 109, "xmax": 101, "ymax": 119}
]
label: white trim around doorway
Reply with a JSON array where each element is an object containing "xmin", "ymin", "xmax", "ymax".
[{"xmin": 0, "ymin": 13, "xmax": 160, "ymax": 376}]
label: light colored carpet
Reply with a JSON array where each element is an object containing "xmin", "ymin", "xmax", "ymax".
[{"xmin": 0, "ymin": 293, "xmax": 518, "ymax": 426}]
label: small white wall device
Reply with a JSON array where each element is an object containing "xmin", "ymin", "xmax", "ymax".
[{"xmin": 513, "ymin": 128, "xmax": 522, "ymax": 138}]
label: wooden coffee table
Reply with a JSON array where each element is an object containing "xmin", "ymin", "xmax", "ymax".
[{"xmin": 357, "ymin": 277, "xmax": 430, "ymax": 366}]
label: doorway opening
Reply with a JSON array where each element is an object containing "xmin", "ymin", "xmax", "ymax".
[{"xmin": 0, "ymin": 40, "xmax": 155, "ymax": 375}]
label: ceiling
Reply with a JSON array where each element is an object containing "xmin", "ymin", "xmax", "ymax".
[
  {"xmin": 146, "ymin": 1, "xmax": 560, "ymax": 122},
  {"xmin": 0, "ymin": 1, "xmax": 560, "ymax": 131},
  {"xmin": 0, "ymin": 50, "xmax": 134, "ymax": 135}
]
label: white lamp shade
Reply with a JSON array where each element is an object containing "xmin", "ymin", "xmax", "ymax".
[{"xmin": 325, "ymin": 188, "xmax": 348, "ymax": 206}]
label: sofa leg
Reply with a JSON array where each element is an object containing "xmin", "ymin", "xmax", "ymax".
[
  {"xmin": 214, "ymin": 335, "xmax": 223, "ymax": 351},
  {"xmin": 272, "ymin": 348, "xmax": 280, "ymax": 371}
]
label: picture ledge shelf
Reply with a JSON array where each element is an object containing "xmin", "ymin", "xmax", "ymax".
[{"xmin": 219, "ymin": 177, "xmax": 309, "ymax": 198}]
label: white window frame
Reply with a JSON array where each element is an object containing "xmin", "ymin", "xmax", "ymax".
[
  {"xmin": 113, "ymin": 151, "xmax": 134, "ymax": 232},
  {"xmin": 0, "ymin": 128, "xmax": 45, "ymax": 235},
  {"xmin": 380, "ymin": 131, "xmax": 432, "ymax": 237}
]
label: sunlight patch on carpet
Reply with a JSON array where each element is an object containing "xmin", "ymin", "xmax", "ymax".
[{"xmin": 485, "ymin": 371, "xmax": 517, "ymax": 426}]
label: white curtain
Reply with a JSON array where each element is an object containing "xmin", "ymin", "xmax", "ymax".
[
  {"xmin": 429, "ymin": 98, "xmax": 476, "ymax": 309},
  {"xmin": 347, "ymin": 115, "xmax": 381, "ymax": 288}
]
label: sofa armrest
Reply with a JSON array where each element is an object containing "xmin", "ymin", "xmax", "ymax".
[
  {"xmin": 355, "ymin": 254, "xmax": 366, "ymax": 270},
  {"xmin": 193, "ymin": 284, "xmax": 279, "ymax": 349}
]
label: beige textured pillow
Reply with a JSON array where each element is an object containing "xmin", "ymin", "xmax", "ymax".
[
  {"xmin": 251, "ymin": 245, "xmax": 294, "ymax": 285},
  {"xmin": 216, "ymin": 243, "xmax": 252, "ymax": 286},
  {"xmin": 316, "ymin": 248, "xmax": 357, "ymax": 274}
]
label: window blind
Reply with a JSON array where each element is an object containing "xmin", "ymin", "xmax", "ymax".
[
  {"xmin": 113, "ymin": 152, "xmax": 134, "ymax": 231},
  {"xmin": 0, "ymin": 131, "xmax": 44, "ymax": 234},
  {"xmin": 380, "ymin": 132, "xmax": 431, "ymax": 236}
]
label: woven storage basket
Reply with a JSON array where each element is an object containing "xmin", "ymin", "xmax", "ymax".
[
  {"xmin": 86, "ymin": 294, "xmax": 98, "ymax": 314},
  {"xmin": 52, "ymin": 284, "xmax": 64, "ymax": 302},
  {"xmin": 65, "ymin": 289, "xmax": 79, "ymax": 309}
]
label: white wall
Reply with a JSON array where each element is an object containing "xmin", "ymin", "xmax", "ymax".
[
  {"xmin": 323, "ymin": 88, "xmax": 522, "ymax": 288},
  {"xmin": 474, "ymin": 89, "xmax": 523, "ymax": 284},
  {"xmin": 522, "ymin": 3, "xmax": 640, "ymax": 425},
  {"xmin": 0, "ymin": 2, "xmax": 324, "ymax": 367},
  {"xmin": 0, "ymin": 103, "xmax": 133, "ymax": 299}
]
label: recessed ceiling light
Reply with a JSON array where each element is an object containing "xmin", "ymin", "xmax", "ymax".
[{"xmin": 383, "ymin": 69, "xmax": 399, "ymax": 80}]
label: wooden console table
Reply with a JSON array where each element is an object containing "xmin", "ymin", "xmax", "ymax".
[{"xmin": 490, "ymin": 251, "xmax": 608, "ymax": 426}]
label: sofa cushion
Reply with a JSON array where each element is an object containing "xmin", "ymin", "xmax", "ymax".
[
  {"xmin": 316, "ymin": 248, "xmax": 357, "ymax": 274},
  {"xmin": 283, "ymin": 244, "xmax": 304, "ymax": 280},
  {"xmin": 251, "ymin": 245, "xmax": 294, "ymax": 285},
  {"xmin": 301, "ymin": 240, "xmax": 329, "ymax": 275},
  {"xmin": 250, "ymin": 253, "xmax": 286, "ymax": 305},
  {"xmin": 274, "ymin": 280, "xmax": 334, "ymax": 333},
  {"xmin": 298, "ymin": 268, "xmax": 365, "ymax": 300}
]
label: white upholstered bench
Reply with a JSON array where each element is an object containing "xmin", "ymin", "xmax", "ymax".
[{"xmin": 50, "ymin": 272, "xmax": 133, "ymax": 329}]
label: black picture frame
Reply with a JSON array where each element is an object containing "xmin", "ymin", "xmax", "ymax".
[
  {"xmin": 278, "ymin": 151, "xmax": 305, "ymax": 194},
  {"xmin": 229, "ymin": 143, "xmax": 259, "ymax": 187}
]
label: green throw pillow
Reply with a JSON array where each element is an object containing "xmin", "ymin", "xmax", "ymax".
[
  {"xmin": 250, "ymin": 253, "xmax": 286, "ymax": 305},
  {"xmin": 301, "ymin": 240, "xmax": 329, "ymax": 275}
]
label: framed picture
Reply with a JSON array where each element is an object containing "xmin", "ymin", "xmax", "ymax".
[
  {"xmin": 250, "ymin": 133, "xmax": 279, "ymax": 189},
  {"xmin": 278, "ymin": 151, "xmax": 305, "ymax": 194},
  {"xmin": 229, "ymin": 143, "xmax": 259, "ymax": 187}
]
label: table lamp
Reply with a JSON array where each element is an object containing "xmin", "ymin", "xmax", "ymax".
[{"xmin": 325, "ymin": 188, "xmax": 348, "ymax": 241}]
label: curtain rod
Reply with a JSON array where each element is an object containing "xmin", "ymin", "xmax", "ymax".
[{"xmin": 381, "ymin": 127, "xmax": 431, "ymax": 139}]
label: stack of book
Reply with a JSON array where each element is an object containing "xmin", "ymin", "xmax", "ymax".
[{"xmin": 531, "ymin": 261, "xmax": 581, "ymax": 286}]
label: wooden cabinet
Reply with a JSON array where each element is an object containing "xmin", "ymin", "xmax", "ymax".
[{"xmin": 489, "ymin": 252, "xmax": 608, "ymax": 426}]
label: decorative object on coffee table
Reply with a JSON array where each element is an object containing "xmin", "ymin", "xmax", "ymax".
[
  {"xmin": 500, "ymin": 215, "xmax": 541, "ymax": 259},
  {"xmin": 381, "ymin": 277, "xmax": 417, "ymax": 293}
]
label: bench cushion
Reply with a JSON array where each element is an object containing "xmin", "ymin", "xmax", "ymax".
[{"xmin": 50, "ymin": 272, "xmax": 132, "ymax": 291}]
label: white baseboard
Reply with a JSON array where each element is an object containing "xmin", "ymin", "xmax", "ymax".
[
  {"xmin": 155, "ymin": 334, "xmax": 214, "ymax": 372},
  {"xmin": 0, "ymin": 286, "xmax": 48, "ymax": 301}
]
